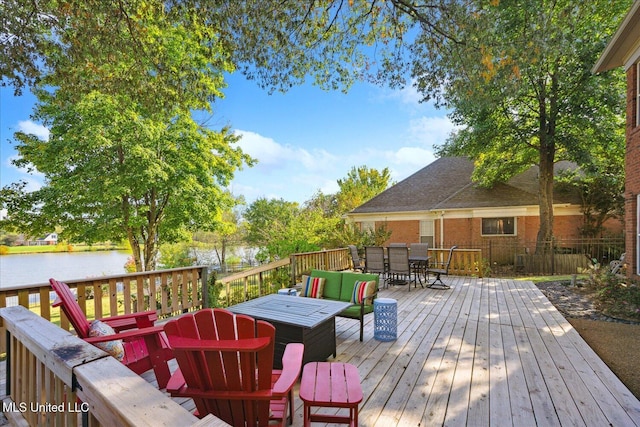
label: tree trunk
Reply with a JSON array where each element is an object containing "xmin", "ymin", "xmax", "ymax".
[
  {"xmin": 536, "ymin": 75, "xmax": 557, "ymax": 252},
  {"xmin": 537, "ymin": 146, "xmax": 555, "ymax": 250}
]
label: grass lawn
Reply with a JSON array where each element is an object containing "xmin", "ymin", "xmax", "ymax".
[{"xmin": 5, "ymin": 243, "xmax": 128, "ymax": 255}]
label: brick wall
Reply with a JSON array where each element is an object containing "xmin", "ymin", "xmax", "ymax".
[
  {"xmin": 626, "ymin": 64, "xmax": 640, "ymax": 278},
  {"xmin": 370, "ymin": 213, "xmax": 620, "ymax": 248}
]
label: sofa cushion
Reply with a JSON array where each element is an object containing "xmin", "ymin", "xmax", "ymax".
[
  {"xmin": 300, "ymin": 275, "xmax": 325, "ymax": 298},
  {"xmin": 310, "ymin": 269, "xmax": 343, "ymax": 300},
  {"xmin": 340, "ymin": 305, "xmax": 374, "ymax": 319},
  {"xmin": 351, "ymin": 280, "xmax": 377, "ymax": 304},
  {"xmin": 340, "ymin": 272, "xmax": 379, "ymax": 302}
]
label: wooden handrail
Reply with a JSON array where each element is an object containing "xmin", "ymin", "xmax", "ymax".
[
  {"xmin": 0, "ymin": 306, "xmax": 226, "ymax": 426},
  {"xmin": 428, "ymin": 248, "xmax": 483, "ymax": 277},
  {"xmin": 0, "ymin": 266, "xmax": 208, "ymax": 354}
]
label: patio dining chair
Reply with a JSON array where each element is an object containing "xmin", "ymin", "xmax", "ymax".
[
  {"xmin": 409, "ymin": 243, "xmax": 430, "ymax": 285},
  {"xmin": 49, "ymin": 278, "xmax": 174, "ymax": 389},
  {"xmin": 387, "ymin": 246, "xmax": 421, "ymax": 291},
  {"xmin": 349, "ymin": 244, "xmax": 365, "ymax": 272},
  {"xmin": 426, "ymin": 245, "xmax": 457, "ymax": 289},
  {"xmin": 364, "ymin": 246, "xmax": 387, "ymax": 281}
]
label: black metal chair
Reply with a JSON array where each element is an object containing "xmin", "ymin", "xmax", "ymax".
[
  {"xmin": 364, "ymin": 246, "xmax": 387, "ymax": 285},
  {"xmin": 409, "ymin": 243, "xmax": 430, "ymax": 285},
  {"xmin": 348, "ymin": 245, "xmax": 365, "ymax": 272},
  {"xmin": 387, "ymin": 246, "xmax": 420, "ymax": 291},
  {"xmin": 426, "ymin": 245, "xmax": 457, "ymax": 289}
]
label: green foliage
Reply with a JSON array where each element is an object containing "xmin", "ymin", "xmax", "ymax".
[
  {"xmin": 1, "ymin": 2, "xmax": 252, "ymax": 271},
  {"xmin": 243, "ymin": 198, "xmax": 338, "ymax": 261},
  {"xmin": 555, "ymin": 163, "xmax": 625, "ymax": 237},
  {"xmin": 329, "ymin": 222, "xmax": 392, "ymax": 250},
  {"xmin": 336, "ymin": 166, "xmax": 394, "ymax": 213},
  {"xmin": 418, "ymin": 0, "xmax": 629, "ymax": 242},
  {"xmin": 1, "ymin": 0, "xmax": 419, "ymax": 95},
  {"xmin": 159, "ymin": 242, "xmax": 197, "ymax": 269},
  {"xmin": 206, "ymin": 270, "xmax": 224, "ymax": 308},
  {"xmin": 588, "ymin": 270, "xmax": 640, "ymax": 322}
]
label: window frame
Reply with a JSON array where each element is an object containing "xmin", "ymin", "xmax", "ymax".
[
  {"xmin": 419, "ymin": 220, "xmax": 434, "ymax": 247},
  {"xmin": 481, "ymin": 217, "xmax": 517, "ymax": 236}
]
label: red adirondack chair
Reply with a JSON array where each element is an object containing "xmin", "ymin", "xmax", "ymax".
[
  {"xmin": 164, "ymin": 308, "xmax": 304, "ymax": 427},
  {"xmin": 49, "ymin": 278, "xmax": 174, "ymax": 389}
]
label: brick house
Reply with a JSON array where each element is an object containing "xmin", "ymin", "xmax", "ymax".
[
  {"xmin": 346, "ymin": 157, "xmax": 622, "ymax": 257},
  {"xmin": 594, "ymin": 1, "xmax": 640, "ymax": 279}
]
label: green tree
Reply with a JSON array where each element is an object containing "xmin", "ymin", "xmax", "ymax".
[
  {"xmin": 242, "ymin": 197, "xmax": 339, "ymax": 261},
  {"xmin": 336, "ymin": 165, "xmax": 393, "ymax": 213},
  {"xmin": 193, "ymin": 197, "xmax": 246, "ymax": 271},
  {"xmin": 1, "ymin": 3, "xmax": 252, "ymax": 271},
  {"xmin": 1, "ymin": 1, "xmax": 416, "ymax": 95},
  {"xmin": 410, "ymin": 0, "xmax": 628, "ymax": 246}
]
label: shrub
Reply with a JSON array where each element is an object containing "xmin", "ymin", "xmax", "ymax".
[{"xmin": 587, "ymin": 268, "xmax": 640, "ymax": 322}]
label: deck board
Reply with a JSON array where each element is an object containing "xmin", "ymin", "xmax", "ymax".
[{"xmin": 4, "ymin": 277, "xmax": 638, "ymax": 426}]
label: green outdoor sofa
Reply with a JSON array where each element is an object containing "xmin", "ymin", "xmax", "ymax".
[{"xmin": 305, "ymin": 269, "xmax": 380, "ymax": 341}]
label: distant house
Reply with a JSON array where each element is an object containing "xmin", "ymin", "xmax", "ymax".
[
  {"xmin": 346, "ymin": 157, "xmax": 622, "ymax": 253},
  {"xmin": 593, "ymin": 1, "xmax": 640, "ymax": 279},
  {"xmin": 41, "ymin": 233, "xmax": 58, "ymax": 245},
  {"xmin": 22, "ymin": 233, "xmax": 59, "ymax": 246}
]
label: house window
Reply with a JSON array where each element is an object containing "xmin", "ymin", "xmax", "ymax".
[
  {"xmin": 420, "ymin": 220, "xmax": 434, "ymax": 247},
  {"xmin": 360, "ymin": 221, "xmax": 375, "ymax": 233},
  {"xmin": 482, "ymin": 217, "xmax": 516, "ymax": 236}
]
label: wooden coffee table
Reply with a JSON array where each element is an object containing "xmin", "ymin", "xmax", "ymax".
[{"xmin": 228, "ymin": 294, "xmax": 350, "ymax": 368}]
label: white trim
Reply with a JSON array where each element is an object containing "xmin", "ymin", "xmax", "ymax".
[
  {"xmin": 623, "ymin": 45, "xmax": 640, "ymax": 71},
  {"xmin": 348, "ymin": 204, "xmax": 582, "ymax": 223}
]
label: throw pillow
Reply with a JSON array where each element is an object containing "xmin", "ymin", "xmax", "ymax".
[
  {"xmin": 300, "ymin": 275, "xmax": 326, "ymax": 298},
  {"xmin": 351, "ymin": 280, "xmax": 376, "ymax": 304},
  {"xmin": 89, "ymin": 320, "xmax": 125, "ymax": 361}
]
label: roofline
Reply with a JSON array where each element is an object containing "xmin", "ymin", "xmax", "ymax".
[
  {"xmin": 346, "ymin": 203, "xmax": 580, "ymax": 220},
  {"xmin": 593, "ymin": 1, "xmax": 640, "ymax": 73}
]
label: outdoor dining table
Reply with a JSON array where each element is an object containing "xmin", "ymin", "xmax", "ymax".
[{"xmin": 227, "ymin": 293, "xmax": 351, "ymax": 368}]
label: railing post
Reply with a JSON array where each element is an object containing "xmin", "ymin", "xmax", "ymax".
[
  {"xmin": 201, "ymin": 266, "xmax": 209, "ymax": 309},
  {"xmin": 290, "ymin": 254, "xmax": 297, "ymax": 287}
]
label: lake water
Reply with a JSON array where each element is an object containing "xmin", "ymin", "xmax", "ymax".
[{"xmin": 0, "ymin": 251, "xmax": 132, "ymax": 289}]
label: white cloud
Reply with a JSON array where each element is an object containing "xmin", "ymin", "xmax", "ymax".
[
  {"xmin": 235, "ymin": 130, "xmax": 336, "ymax": 172},
  {"xmin": 17, "ymin": 120, "xmax": 49, "ymax": 140},
  {"xmin": 393, "ymin": 146, "xmax": 436, "ymax": 168},
  {"xmin": 407, "ymin": 116, "xmax": 457, "ymax": 147}
]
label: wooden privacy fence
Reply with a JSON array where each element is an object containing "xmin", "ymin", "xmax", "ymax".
[
  {"xmin": 0, "ymin": 306, "xmax": 223, "ymax": 426},
  {"xmin": 0, "ymin": 266, "xmax": 208, "ymax": 355}
]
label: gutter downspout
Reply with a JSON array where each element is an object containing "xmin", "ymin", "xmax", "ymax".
[{"xmin": 440, "ymin": 211, "xmax": 445, "ymax": 248}]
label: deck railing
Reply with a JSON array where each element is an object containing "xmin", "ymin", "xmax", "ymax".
[
  {"xmin": 214, "ymin": 247, "xmax": 483, "ymax": 306},
  {"xmin": 0, "ymin": 306, "xmax": 223, "ymax": 426},
  {"xmin": 0, "ymin": 246, "xmax": 481, "ymax": 425},
  {"xmin": 0, "ymin": 266, "xmax": 208, "ymax": 355},
  {"xmin": 215, "ymin": 248, "xmax": 352, "ymax": 306},
  {"xmin": 429, "ymin": 248, "xmax": 485, "ymax": 277}
]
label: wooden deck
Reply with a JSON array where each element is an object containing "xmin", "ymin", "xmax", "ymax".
[{"xmin": 4, "ymin": 277, "xmax": 639, "ymax": 426}]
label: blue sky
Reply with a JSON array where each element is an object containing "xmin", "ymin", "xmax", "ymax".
[{"xmin": 1, "ymin": 72, "xmax": 454, "ymax": 206}]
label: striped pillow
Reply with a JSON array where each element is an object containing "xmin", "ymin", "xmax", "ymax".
[
  {"xmin": 351, "ymin": 280, "xmax": 376, "ymax": 304},
  {"xmin": 300, "ymin": 275, "xmax": 326, "ymax": 298}
]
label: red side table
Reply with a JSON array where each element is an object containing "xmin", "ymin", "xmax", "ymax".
[{"xmin": 299, "ymin": 362, "xmax": 363, "ymax": 427}]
